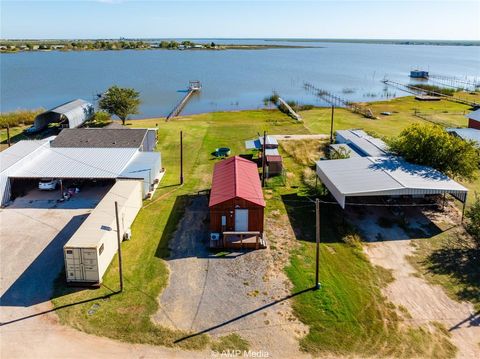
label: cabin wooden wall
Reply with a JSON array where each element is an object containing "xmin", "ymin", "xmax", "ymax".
[{"xmin": 210, "ymin": 197, "xmax": 264, "ymax": 233}]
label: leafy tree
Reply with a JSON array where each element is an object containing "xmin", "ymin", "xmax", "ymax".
[
  {"xmin": 329, "ymin": 146, "xmax": 351, "ymax": 160},
  {"xmin": 465, "ymin": 195, "xmax": 480, "ymax": 248},
  {"xmin": 159, "ymin": 41, "xmax": 170, "ymax": 48},
  {"xmin": 99, "ymin": 86, "xmax": 141, "ymax": 125},
  {"xmin": 390, "ymin": 123, "xmax": 478, "ymax": 181}
]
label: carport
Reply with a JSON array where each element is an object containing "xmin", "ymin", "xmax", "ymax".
[
  {"xmin": 33, "ymin": 99, "xmax": 94, "ymax": 132},
  {"xmin": 316, "ymin": 156, "xmax": 468, "ymax": 212}
]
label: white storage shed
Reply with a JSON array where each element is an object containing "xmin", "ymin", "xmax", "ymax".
[{"xmin": 63, "ymin": 180, "xmax": 143, "ymax": 284}]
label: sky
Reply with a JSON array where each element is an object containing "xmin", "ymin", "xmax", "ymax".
[{"xmin": 1, "ymin": 0, "xmax": 479, "ymax": 40}]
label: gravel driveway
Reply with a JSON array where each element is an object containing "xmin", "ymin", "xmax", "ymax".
[{"xmin": 153, "ymin": 196, "xmax": 308, "ymax": 358}]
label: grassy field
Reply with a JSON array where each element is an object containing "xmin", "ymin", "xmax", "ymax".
[
  {"xmin": 301, "ymin": 95, "xmax": 475, "ymax": 139},
  {"xmin": 0, "ymin": 95, "xmax": 475, "ymax": 356},
  {"xmin": 48, "ymin": 102, "xmax": 476, "ymax": 357},
  {"xmin": 268, "ymin": 142, "xmax": 457, "ymax": 357}
]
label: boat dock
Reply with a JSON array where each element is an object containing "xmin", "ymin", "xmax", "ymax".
[
  {"xmin": 277, "ymin": 97, "xmax": 302, "ymax": 121},
  {"xmin": 166, "ymin": 81, "xmax": 201, "ymax": 120},
  {"xmin": 304, "ymin": 82, "xmax": 376, "ymax": 119},
  {"xmin": 383, "ymin": 79, "xmax": 479, "ymax": 108}
]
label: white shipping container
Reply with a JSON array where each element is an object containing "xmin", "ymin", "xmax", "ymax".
[{"xmin": 63, "ymin": 180, "xmax": 143, "ymax": 284}]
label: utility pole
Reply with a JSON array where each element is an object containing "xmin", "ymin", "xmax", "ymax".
[
  {"xmin": 315, "ymin": 198, "xmax": 321, "ymax": 290},
  {"xmin": 261, "ymin": 131, "xmax": 267, "ymax": 187},
  {"xmin": 114, "ymin": 201, "xmax": 124, "ymax": 293},
  {"xmin": 180, "ymin": 131, "xmax": 184, "ymax": 185},
  {"xmin": 330, "ymin": 106, "xmax": 335, "ymax": 144}
]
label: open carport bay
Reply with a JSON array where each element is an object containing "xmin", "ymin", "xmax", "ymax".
[{"xmin": 8, "ymin": 178, "xmax": 114, "ymax": 209}]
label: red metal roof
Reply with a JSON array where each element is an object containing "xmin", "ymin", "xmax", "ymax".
[{"xmin": 209, "ymin": 156, "xmax": 265, "ymax": 207}]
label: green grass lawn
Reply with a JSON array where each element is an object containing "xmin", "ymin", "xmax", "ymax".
[
  {"xmin": 301, "ymin": 95, "xmax": 473, "ymax": 139},
  {"xmin": 49, "ymin": 104, "xmax": 469, "ymax": 357},
  {"xmin": 268, "ymin": 144, "xmax": 457, "ymax": 358}
]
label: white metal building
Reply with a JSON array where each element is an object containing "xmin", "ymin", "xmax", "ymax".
[
  {"xmin": 316, "ymin": 156, "xmax": 468, "ymax": 208},
  {"xmin": 63, "ymin": 180, "xmax": 143, "ymax": 284},
  {"xmin": 0, "ymin": 137, "xmax": 162, "ymax": 206},
  {"xmin": 335, "ymin": 129, "xmax": 389, "ymax": 157}
]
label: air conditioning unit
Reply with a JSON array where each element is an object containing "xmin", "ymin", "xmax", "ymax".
[
  {"xmin": 210, "ymin": 233, "xmax": 220, "ymax": 241},
  {"xmin": 123, "ymin": 229, "xmax": 132, "ymax": 241}
]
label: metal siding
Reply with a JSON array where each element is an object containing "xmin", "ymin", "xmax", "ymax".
[{"xmin": 64, "ymin": 181, "xmax": 142, "ymax": 283}]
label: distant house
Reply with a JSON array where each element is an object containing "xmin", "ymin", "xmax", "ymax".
[
  {"xmin": 208, "ymin": 156, "xmax": 266, "ymax": 250},
  {"xmin": 465, "ymin": 109, "xmax": 480, "ymax": 130},
  {"xmin": 245, "ymin": 135, "xmax": 283, "ymax": 176}
]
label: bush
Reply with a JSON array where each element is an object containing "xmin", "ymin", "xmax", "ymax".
[
  {"xmin": 0, "ymin": 109, "xmax": 43, "ymax": 128},
  {"xmin": 390, "ymin": 123, "xmax": 478, "ymax": 181},
  {"xmin": 465, "ymin": 195, "xmax": 480, "ymax": 248}
]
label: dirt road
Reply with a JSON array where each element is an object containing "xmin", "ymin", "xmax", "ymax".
[
  {"xmin": 356, "ymin": 207, "xmax": 480, "ymax": 359},
  {"xmin": 153, "ymin": 196, "xmax": 309, "ymax": 358},
  {"xmin": 0, "ymin": 203, "xmax": 205, "ymax": 359}
]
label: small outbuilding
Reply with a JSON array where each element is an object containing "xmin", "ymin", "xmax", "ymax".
[
  {"xmin": 245, "ymin": 135, "xmax": 283, "ymax": 177},
  {"xmin": 33, "ymin": 99, "xmax": 94, "ymax": 132},
  {"xmin": 465, "ymin": 109, "xmax": 480, "ymax": 130},
  {"xmin": 209, "ymin": 156, "xmax": 266, "ymax": 249}
]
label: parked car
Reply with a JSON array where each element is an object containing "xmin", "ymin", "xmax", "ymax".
[{"xmin": 38, "ymin": 178, "xmax": 60, "ymax": 190}]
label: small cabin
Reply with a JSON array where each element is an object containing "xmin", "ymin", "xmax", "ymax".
[{"xmin": 209, "ymin": 156, "xmax": 266, "ymax": 250}]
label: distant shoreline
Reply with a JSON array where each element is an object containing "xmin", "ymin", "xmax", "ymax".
[
  {"xmin": 264, "ymin": 38, "xmax": 480, "ymax": 46},
  {"xmin": 0, "ymin": 39, "xmax": 317, "ymax": 53}
]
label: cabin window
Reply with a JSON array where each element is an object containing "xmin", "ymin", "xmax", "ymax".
[
  {"xmin": 99, "ymin": 244, "xmax": 104, "ymax": 255},
  {"xmin": 66, "ymin": 250, "xmax": 73, "ymax": 255}
]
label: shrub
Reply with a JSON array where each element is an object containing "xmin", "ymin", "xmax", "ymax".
[{"xmin": 465, "ymin": 195, "xmax": 480, "ymax": 248}]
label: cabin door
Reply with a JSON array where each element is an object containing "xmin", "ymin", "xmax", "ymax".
[{"xmin": 235, "ymin": 209, "xmax": 249, "ymax": 232}]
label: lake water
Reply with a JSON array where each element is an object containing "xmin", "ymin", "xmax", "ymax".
[{"xmin": 1, "ymin": 40, "xmax": 479, "ymax": 118}]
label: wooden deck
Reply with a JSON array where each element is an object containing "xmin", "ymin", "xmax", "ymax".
[{"xmin": 210, "ymin": 231, "xmax": 267, "ymax": 250}]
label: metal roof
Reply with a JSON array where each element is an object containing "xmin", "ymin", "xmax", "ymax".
[
  {"xmin": 34, "ymin": 99, "xmax": 94, "ymax": 130},
  {"xmin": 335, "ymin": 129, "xmax": 388, "ymax": 157},
  {"xmin": 64, "ymin": 180, "xmax": 142, "ymax": 248},
  {"xmin": 245, "ymin": 135, "xmax": 278, "ymax": 150},
  {"xmin": 209, "ymin": 156, "xmax": 265, "ymax": 207},
  {"xmin": 329, "ymin": 144, "xmax": 362, "ymax": 158},
  {"xmin": 0, "ymin": 138, "xmax": 51, "ymax": 172},
  {"xmin": 316, "ymin": 157, "xmax": 468, "ymax": 208},
  {"xmin": 51, "ymin": 128, "xmax": 148, "ymax": 148},
  {"xmin": 10, "ymin": 144, "xmax": 138, "ymax": 179},
  {"xmin": 466, "ymin": 109, "xmax": 480, "ymax": 122},
  {"xmin": 447, "ymin": 128, "xmax": 480, "ymax": 146}
]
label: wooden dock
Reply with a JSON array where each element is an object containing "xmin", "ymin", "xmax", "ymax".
[
  {"xmin": 277, "ymin": 97, "xmax": 302, "ymax": 121},
  {"xmin": 382, "ymin": 79, "xmax": 479, "ymax": 108},
  {"xmin": 166, "ymin": 81, "xmax": 201, "ymax": 121},
  {"xmin": 304, "ymin": 82, "xmax": 376, "ymax": 119}
]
